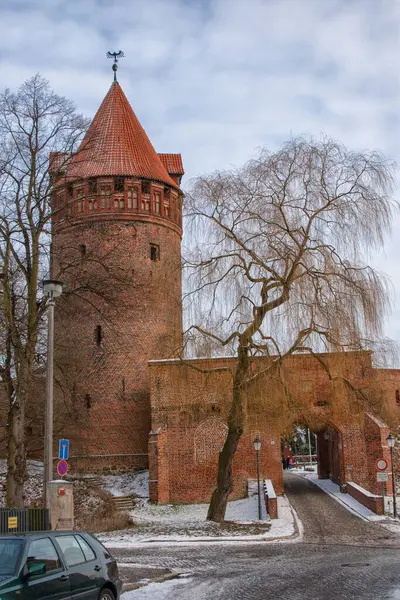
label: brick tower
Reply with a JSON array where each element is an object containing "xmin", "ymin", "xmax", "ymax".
[{"xmin": 50, "ymin": 79, "xmax": 183, "ymax": 472}]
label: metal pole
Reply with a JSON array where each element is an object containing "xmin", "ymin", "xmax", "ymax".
[
  {"xmin": 256, "ymin": 449, "xmax": 262, "ymax": 520},
  {"xmin": 390, "ymin": 446, "xmax": 397, "ymax": 519},
  {"xmin": 44, "ymin": 297, "xmax": 55, "ymax": 510},
  {"xmin": 308, "ymin": 428, "xmax": 312, "ymax": 468}
]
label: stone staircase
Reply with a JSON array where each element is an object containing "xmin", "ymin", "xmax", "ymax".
[{"xmin": 112, "ymin": 495, "xmax": 135, "ymax": 512}]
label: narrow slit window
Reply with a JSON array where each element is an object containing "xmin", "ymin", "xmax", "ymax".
[
  {"xmin": 150, "ymin": 244, "xmax": 160, "ymax": 261},
  {"xmin": 79, "ymin": 244, "xmax": 86, "ymax": 257},
  {"xmin": 85, "ymin": 394, "xmax": 92, "ymax": 409},
  {"xmin": 95, "ymin": 325, "xmax": 102, "ymax": 347}
]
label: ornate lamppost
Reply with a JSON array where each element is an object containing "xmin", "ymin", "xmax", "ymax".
[
  {"xmin": 387, "ymin": 433, "xmax": 397, "ymax": 519},
  {"xmin": 253, "ymin": 436, "xmax": 262, "ymax": 520}
]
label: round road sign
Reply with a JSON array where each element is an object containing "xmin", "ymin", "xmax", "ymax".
[
  {"xmin": 57, "ymin": 459, "xmax": 68, "ymax": 477},
  {"xmin": 376, "ymin": 458, "xmax": 388, "ymax": 472}
]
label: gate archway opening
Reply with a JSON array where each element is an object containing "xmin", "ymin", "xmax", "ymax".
[{"xmin": 281, "ymin": 422, "xmax": 344, "ymax": 488}]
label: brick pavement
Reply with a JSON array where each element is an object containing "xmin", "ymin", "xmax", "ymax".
[{"xmin": 113, "ymin": 472, "xmax": 400, "ymax": 598}]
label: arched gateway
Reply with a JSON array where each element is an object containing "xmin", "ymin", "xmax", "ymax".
[{"xmin": 148, "ymin": 352, "xmax": 400, "ymax": 512}]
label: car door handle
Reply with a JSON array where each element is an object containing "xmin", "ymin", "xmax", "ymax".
[
  {"xmin": 94, "ymin": 565, "xmax": 101, "ymax": 572},
  {"xmin": 60, "ymin": 575, "xmax": 69, "ymax": 582}
]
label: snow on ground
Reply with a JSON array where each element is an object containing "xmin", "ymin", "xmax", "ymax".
[
  {"xmin": 121, "ymin": 577, "xmax": 193, "ymax": 599},
  {"xmin": 102, "ymin": 471, "xmax": 149, "ymax": 498},
  {"xmin": 101, "ymin": 493, "xmax": 297, "ymax": 546},
  {"xmin": 0, "ymin": 460, "xmax": 44, "ymax": 507}
]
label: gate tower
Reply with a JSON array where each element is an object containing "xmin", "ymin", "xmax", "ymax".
[{"xmin": 50, "ymin": 78, "xmax": 183, "ymax": 472}]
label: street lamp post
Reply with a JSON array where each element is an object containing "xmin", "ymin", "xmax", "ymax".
[
  {"xmin": 253, "ymin": 436, "xmax": 262, "ymax": 520},
  {"xmin": 41, "ymin": 280, "xmax": 64, "ymax": 509},
  {"xmin": 387, "ymin": 432, "xmax": 397, "ymax": 519}
]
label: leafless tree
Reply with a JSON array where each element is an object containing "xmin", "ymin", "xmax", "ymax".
[
  {"xmin": 184, "ymin": 137, "xmax": 398, "ymax": 522},
  {"xmin": 0, "ymin": 74, "xmax": 89, "ymax": 507}
]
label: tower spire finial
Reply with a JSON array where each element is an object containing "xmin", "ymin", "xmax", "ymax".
[{"xmin": 106, "ymin": 50, "xmax": 125, "ymax": 82}]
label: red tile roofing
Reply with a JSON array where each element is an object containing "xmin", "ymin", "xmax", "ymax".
[
  {"xmin": 158, "ymin": 154, "xmax": 184, "ymax": 175},
  {"xmin": 67, "ymin": 82, "xmax": 178, "ymax": 188}
]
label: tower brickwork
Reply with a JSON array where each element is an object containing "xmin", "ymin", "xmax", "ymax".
[{"xmin": 51, "ymin": 82, "xmax": 183, "ymax": 472}]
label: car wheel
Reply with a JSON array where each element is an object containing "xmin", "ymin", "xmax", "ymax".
[{"xmin": 98, "ymin": 588, "xmax": 115, "ymax": 600}]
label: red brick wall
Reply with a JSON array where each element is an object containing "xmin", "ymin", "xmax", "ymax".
[
  {"xmin": 149, "ymin": 353, "xmax": 400, "ymax": 505},
  {"xmin": 51, "ymin": 176, "xmax": 183, "ymax": 466},
  {"xmin": 347, "ymin": 482, "xmax": 384, "ymax": 515}
]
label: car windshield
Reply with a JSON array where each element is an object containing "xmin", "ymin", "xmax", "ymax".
[{"xmin": 0, "ymin": 539, "xmax": 24, "ymax": 575}]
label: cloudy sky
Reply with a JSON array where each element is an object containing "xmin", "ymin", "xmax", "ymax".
[{"xmin": 1, "ymin": 0, "xmax": 400, "ymax": 347}]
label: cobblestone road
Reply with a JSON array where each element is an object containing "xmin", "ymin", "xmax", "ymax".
[
  {"xmin": 284, "ymin": 471, "xmax": 399, "ymax": 546},
  {"xmin": 114, "ymin": 472, "xmax": 400, "ymax": 599}
]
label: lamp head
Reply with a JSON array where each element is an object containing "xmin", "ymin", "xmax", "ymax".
[
  {"xmin": 387, "ymin": 432, "xmax": 396, "ymax": 449},
  {"xmin": 253, "ymin": 436, "xmax": 261, "ymax": 452},
  {"xmin": 40, "ymin": 280, "xmax": 65, "ymax": 298}
]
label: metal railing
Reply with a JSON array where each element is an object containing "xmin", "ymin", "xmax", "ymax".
[{"xmin": 0, "ymin": 508, "xmax": 50, "ymax": 534}]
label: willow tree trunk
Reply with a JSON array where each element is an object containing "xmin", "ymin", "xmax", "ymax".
[
  {"xmin": 6, "ymin": 370, "xmax": 29, "ymax": 507},
  {"xmin": 207, "ymin": 345, "xmax": 249, "ymax": 522}
]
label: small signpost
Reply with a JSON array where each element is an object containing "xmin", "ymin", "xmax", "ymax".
[
  {"xmin": 376, "ymin": 458, "xmax": 388, "ymax": 507},
  {"xmin": 58, "ymin": 439, "xmax": 69, "ymax": 461},
  {"xmin": 57, "ymin": 439, "xmax": 69, "ymax": 478},
  {"xmin": 57, "ymin": 459, "xmax": 68, "ymax": 478},
  {"xmin": 8, "ymin": 516, "xmax": 18, "ymax": 530},
  {"xmin": 376, "ymin": 458, "xmax": 388, "ymax": 471}
]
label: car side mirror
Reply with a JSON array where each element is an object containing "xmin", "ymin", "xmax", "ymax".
[{"xmin": 24, "ymin": 562, "xmax": 47, "ymax": 578}]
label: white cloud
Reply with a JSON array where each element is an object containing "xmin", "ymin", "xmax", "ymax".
[{"xmin": 1, "ymin": 0, "xmax": 399, "ymax": 346}]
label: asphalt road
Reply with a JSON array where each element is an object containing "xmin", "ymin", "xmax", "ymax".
[{"xmin": 113, "ymin": 473, "xmax": 400, "ymax": 599}]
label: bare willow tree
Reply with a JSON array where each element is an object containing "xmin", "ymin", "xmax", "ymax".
[
  {"xmin": 0, "ymin": 74, "xmax": 89, "ymax": 506},
  {"xmin": 184, "ymin": 137, "xmax": 397, "ymax": 522}
]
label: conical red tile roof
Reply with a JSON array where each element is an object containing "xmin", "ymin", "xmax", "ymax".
[{"xmin": 67, "ymin": 82, "xmax": 178, "ymax": 188}]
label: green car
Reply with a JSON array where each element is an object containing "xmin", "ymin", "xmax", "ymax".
[{"xmin": 0, "ymin": 531, "xmax": 122, "ymax": 599}]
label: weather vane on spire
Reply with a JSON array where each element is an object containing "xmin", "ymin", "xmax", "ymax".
[{"xmin": 106, "ymin": 50, "xmax": 125, "ymax": 82}]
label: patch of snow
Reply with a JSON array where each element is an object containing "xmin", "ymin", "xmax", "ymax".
[
  {"xmin": 101, "ymin": 494, "xmax": 298, "ymax": 546},
  {"xmin": 0, "ymin": 460, "xmax": 44, "ymax": 507},
  {"xmin": 102, "ymin": 471, "xmax": 149, "ymax": 498},
  {"xmin": 121, "ymin": 577, "xmax": 193, "ymax": 599}
]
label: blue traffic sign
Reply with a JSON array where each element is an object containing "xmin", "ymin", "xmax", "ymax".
[{"xmin": 58, "ymin": 439, "xmax": 69, "ymax": 460}]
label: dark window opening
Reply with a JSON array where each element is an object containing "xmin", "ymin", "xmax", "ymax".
[
  {"xmin": 150, "ymin": 244, "xmax": 160, "ymax": 261},
  {"xmin": 79, "ymin": 243, "xmax": 86, "ymax": 257},
  {"xmin": 142, "ymin": 181, "xmax": 150, "ymax": 194},
  {"xmin": 85, "ymin": 394, "xmax": 92, "ymax": 409},
  {"xmin": 396, "ymin": 390, "xmax": 400, "ymax": 404},
  {"xmin": 88, "ymin": 178, "xmax": 97, "ymax": 194},
  {"xmin": 114, "ymin": 176, "xmax": 124, "ymax": 193},
  {"xmin": 95, "ymin": 325, "xmax": 102, "ymax": 346},
  {"xmin": 67, "ymin": 183, "xmax": 73, "ymax": 199}
]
